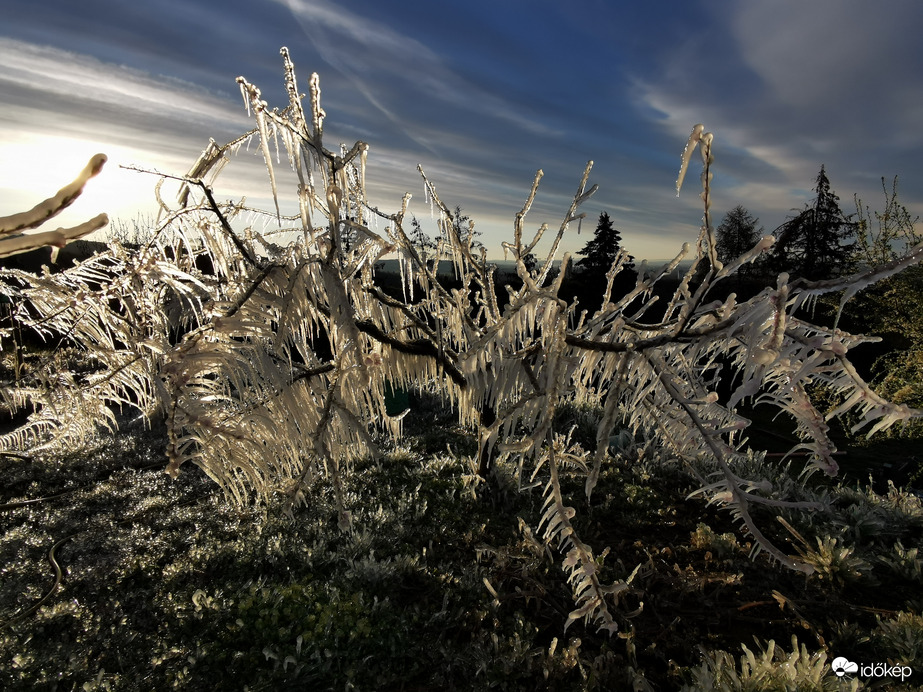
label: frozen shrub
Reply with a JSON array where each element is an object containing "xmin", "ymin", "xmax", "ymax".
[
  {"xmin": 873, "ymin": 612, "xmax": 923, "ymax": 671},
  {"xmin": 690, "ymin": 522, "xmax": 743, "ymax": 559},
  {"xmin": 799, "ymin": 536, "xmax": 873, "ymax": 587},
  {"xmin": 878, "ymin": 541, "xmax": 923, "ymax": 584},
  {"xmin": 2, "ymin": 48, "xmax": 922, "ymax": 633}
]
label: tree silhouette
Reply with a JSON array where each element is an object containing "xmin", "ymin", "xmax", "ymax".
[
  {"xmin": 771, "ymin": 166, "xmax": 857, "ymax": 280},
  {"xmin": 448, "ymin": 205, "xmax": 482, "ymax": 254},
  {"xmin": 575, "ymin": 212, "xmax": 633, "ymax": 278},
  {"xmin": 408, "ymin": 215, "xmax": 437, "ymax": 265},
  {"xmin": 716, "ymin": 205, "xmax": 763, "ymax": 273}
]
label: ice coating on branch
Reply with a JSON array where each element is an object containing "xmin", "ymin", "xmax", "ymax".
[
  {"xmin": 0, "ymin": 154, "xmax": 107, "ymax": 235},
  {"xmin": 676, "ymin": 124, "xmax": 705, "ymax": 196},
  {"xmin": 714, "ymin": 235, "xmax": 776, "ymax": 281},
  {"xmin": 326, "ymin": 184, "xmax": 343, "ymax": 222},
  {"xmin": 3, "ymin": 54, "xmax": 922, "ymax": 635},
  {"xmin": 0, "ymin": 214, "xmax": 109, "ymax": 259},
  {"xmin": 237, "ymin": 77, "xmax": 282, "ymax": 221},
  {"xmin": 0, "ymin": 154, "xmax": 109, "ymax": 258}
]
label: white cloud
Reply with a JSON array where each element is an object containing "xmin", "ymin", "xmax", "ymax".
[
  {"xmin": 732, "ymin": 2, "xmax": 916, "ymax": 108},
  {"xmin": 629, "ymin": 0, "xmax": 923, "ymax": 238},
  {"xmin": 0, "ymin": 38, "xmax": 245, "ymax": 129},
  {"xmin": 274, "ymin": 0, "xmax": 557, "ymax": 138},
  {"xmin": 730, "ymin": 1, "xmax": 923, "ymax": 158},
  {"xmin": 0, "ymin": 38, "xmax": 260, "ymax": 233}
]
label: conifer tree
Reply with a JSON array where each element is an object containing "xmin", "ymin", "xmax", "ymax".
[
  {"xmin": 575, "ymin": 212, "xmax": 633, "ymax": 278},
  {"xmin": 409, "ymin": 215, "xmax": 437, "ymax": 265},
  {"xmin": 771, "ymin": 166, "xmax": 857, "ymax": 280},
  {"xmin": 716, "ymin": 205, "xmax": 763, "ymax": 273},
  {"xmin": 449, "ymin": 205, "xmax": 482, "ymax": 253}
]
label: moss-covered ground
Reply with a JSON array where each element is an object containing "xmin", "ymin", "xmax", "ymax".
[{"xmin": 1, "ymin": 400, "xmax": 922, "ymax": 690}]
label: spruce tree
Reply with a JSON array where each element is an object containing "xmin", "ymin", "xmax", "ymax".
[
  {"xmin": 409, "ymin": 215, "xmax": 437, "ymax": 264},
  {"xmin": 716, "ymin": 205, "xmax": 763, "ymax": 271},
  {"xmin": 575, "ymin": 212, "xmax": 633, "ymax": 278},
  {"xmin": 771, "ymin": 166, "xmax": 857, "ymax": 280}
]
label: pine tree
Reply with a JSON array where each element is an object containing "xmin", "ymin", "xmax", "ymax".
[
  {"xmin": 716, "ymin": 205, "xmax": 763, "ymax": 271},
  {"xmin": 449, "ymin": 205, "xmax": 482, "ymax": 253},
  {"xmin": 409, "ymin": 215, "xmax": 437, "ymax": 265},
  {"xmin": 770, "ymin": 166, "xmax": 857, "ymax": 280},
  {"xmin": 575, "ymin": 212, "xmax": 633, "ymax": 278}
]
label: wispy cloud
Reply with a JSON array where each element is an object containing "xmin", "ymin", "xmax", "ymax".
[
  {"xmin": 629, "ymin": 0, "xmax": 923, "ymax": 239},
  {"xmin": 2, "ymin": 1, "xmax": 921, "ymax": 261},
  {"xmin": 0, "ymin": 39, "xmax": 246, "ymax": 131},
  {"xmin": 0, "ymin": 34, "xmax": 542, "ymax": 248},
  {"xmin": 0, "ymin": 37, "xmax": 257, "ymax": 230},
  {"xmin": 275, "ymin": 0, "xmax": 558, "ymax": 140}
]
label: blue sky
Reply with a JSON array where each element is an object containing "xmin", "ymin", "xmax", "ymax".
[{"xmin": 2, "ymin": 0, "xmax": 922, "ymax": 260}]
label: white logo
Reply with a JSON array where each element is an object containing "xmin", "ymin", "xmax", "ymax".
[
  {"xmin": 831, "ymin": 656, "xmax": 912, "ymax": 682},
  {"xmin": 831, "ymin": 657, "xmax": 858, "ymax": 677}
]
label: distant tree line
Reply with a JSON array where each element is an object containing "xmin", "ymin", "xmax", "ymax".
[
  {"xmin": 713, "ymin": 165, "xmax": 859, "ymax": 283},
  {"xmin": 564, "ymin": 166, "xmax": 862, "ymax": 286},
  {"xmin": 711, "ymin": 167, "xmax": 923, "ymax": 436},
  {"xmin": 563, "ymin": 167, "xmax": 921, "ymax": 438}
]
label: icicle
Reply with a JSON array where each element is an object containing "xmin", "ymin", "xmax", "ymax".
[
  {"xmin": 399, "ymin": 252, "xmax": 408, "ymax": 304},
  {"xmin": 273, "ymin": 122, "xmax": 282, "ymax": 165},
  {"xmin": 248, "ymin": 88, "xmax": 282, "ymax": 222},
  {"xmin": 406, "ymin": 251, "xmax": 414, "ymax": 302},
  {"xmin": 359, "ymin": 143, "xmax": 368, "ymax": 225},
  {"xmin": 676, "ymin": 124, "xmax": 705, "ymax": 197},
  {"xmin": 239, "ymin": 79, "xmax": 252, "ymax": 117}
]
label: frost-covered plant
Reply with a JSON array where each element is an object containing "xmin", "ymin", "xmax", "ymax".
[
  {"xmin": 835, "ymin": 481, "xmax": 923, "ymax": 541},
  {"xmin": 681, "ymin": 637, "xmax": 860, "ymax": 691},
  {"xmin": 777, "ymin": 517, "xmax": 873, "ymax": 587},
  {"xmin": 798, "ymin": 536, "xmax": 873, "ymax": 587},
  {"xmin": 878, "ymin": 541, "xmax": 923, "ymax": 584},
  {"xmin": 874, "ymin": 612, "xmax": 923, "ymax": 671},
  {"xmin": 2, "ymin": 48, "xmax": 922, "ymax": 633},
  {"xmin": 690, "ymin": 522, "xmax": 743, "ymax": 559}
]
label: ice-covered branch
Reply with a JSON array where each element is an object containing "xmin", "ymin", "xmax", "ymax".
[
  {"xmin": 3, "ymin": 52, "xmax": 920, "ymax": 639},
  {"xmin": 0, "ymin": 154, "xmax": 109, "ymax": 258},
  {"xmin": 0, "ymin": 154, "xmax": 107, "ymax": 235},
  {"xmin": 0, "ymin": 214, "xmax": 109, "ymax": 259}
]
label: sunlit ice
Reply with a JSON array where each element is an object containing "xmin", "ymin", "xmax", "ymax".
[{"xmin": 0, "ymin": 134, "xmax": 171, "ymax": 238}]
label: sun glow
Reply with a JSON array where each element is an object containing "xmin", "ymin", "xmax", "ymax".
[{"xmin": 0, "ymin": 134, "xmax": 166, "ymax": 238}]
